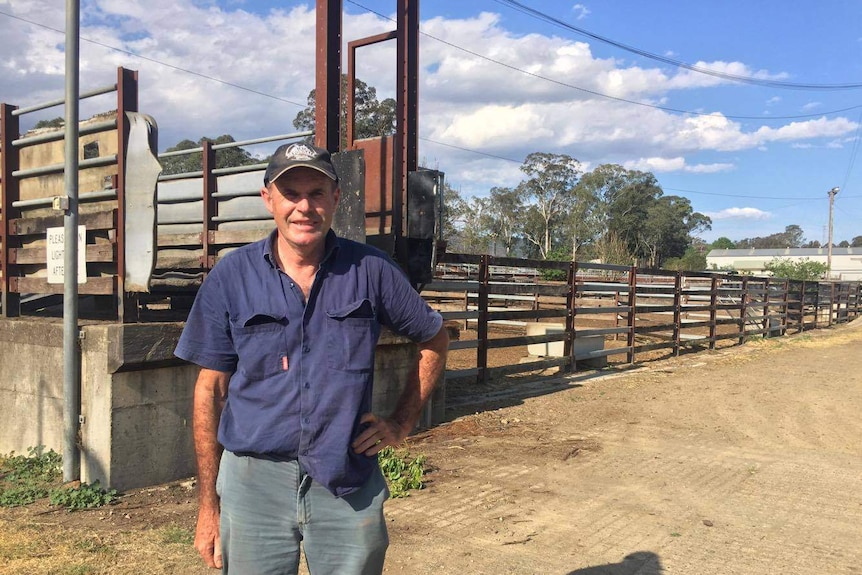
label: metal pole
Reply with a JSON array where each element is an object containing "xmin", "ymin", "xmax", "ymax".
[
  {"xmin": 63, "ymin": 0, "xmax": 81, "ymax": 482},
  {"xmin": 827, "ymin": 186, "xmax": 839, "ymax": 278}
]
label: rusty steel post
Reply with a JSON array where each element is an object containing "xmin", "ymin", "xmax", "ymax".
[
  {"xmin": 315, "ymin": 0, "xmax": 342, "ymax": 152},
  {"xmin": 738, "ymin": 276, "xmax": 749, "ymax": 345},
  {"xmin": 394, "ymin": 0, "xmax": 418, "ymax": 255},
  {"xmin": 565, "ymin": 260, "xmax": 576, "ymax": 372},
  {"xmin": 762, "ymin": 278, "xmax": 770, "ymax": 337},
  {"xmin": 116, "ymin": 67, "xmax": 139, "ymax": 322},
  {"xmin": 0, "ymin": 103, "xmax": 21, "ymax": 317},
  {"xmin": 477, "ymin": 254, "xmax": 489, "ymax": 385},
  {"xmin": 627, "ymin": 266, "xmax": 637, "ymax": 363},
  {"xmin": 673, "ymin": 272, "xmax": 682, "ymax": 357},
  {"xmin": 813, "ymin": 283, "xmax": 821, "ymax": 329},
  {"xmin": 201, "ymin": 140, "xmax": 217, "ymax": 272},
  {"xmin": 708, "ymin": 275, "xmax": 718, "ymax": 350}
]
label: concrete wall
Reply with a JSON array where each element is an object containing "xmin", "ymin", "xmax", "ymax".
[
  {"xmin": 0, "ymin": 318, "xmax": 442, "ymax": 491},
  {"xmin": 0, "ymin": 319, "xmax": 65, "ymax": 453}
]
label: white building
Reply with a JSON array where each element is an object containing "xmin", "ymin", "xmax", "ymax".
[{"xmin": 706, "ymin": 248, "xmax": 862, "ymax": 281}]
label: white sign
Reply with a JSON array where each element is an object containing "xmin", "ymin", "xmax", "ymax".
[{"xmin": 47, "ymin": 226, "xmax": 87, "ymax": 284}]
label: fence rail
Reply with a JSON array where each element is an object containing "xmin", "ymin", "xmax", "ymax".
[{"xmin": 431, "ymin": 253, "xmax": 861, "ymax": 385}]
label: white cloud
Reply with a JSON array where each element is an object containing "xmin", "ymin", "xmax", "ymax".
[
  {"xmin": 801, "ymin": 101, "xmax": 821, "ymax": 111},
  {"xmin": 704, "ymin": 207, "xmax": 772, "ymax": 221},
  {"xmin": 571, "ymin": 4, "xmax": 591, "ymax": 20},
  {"xmin": 1, "ymin": 0, "xmax": 858, "ymax": 205},
  {"xmin": 766, "ymin": 96, "xmax": 781, "ymax": 106},
  {"xmin": 623, "ymin": 157, "xmax": 734, "ymax": 174}
]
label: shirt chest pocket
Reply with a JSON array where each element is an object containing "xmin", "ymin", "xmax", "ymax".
[
  {"xmin": 326, "ymin": 299, "xmax": 379, "ymax": 373},
  {"xmin": 230, "ymin": 313, "xmax": 288, "ymax": 379}
]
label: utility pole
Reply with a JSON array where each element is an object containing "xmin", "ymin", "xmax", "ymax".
[{"xmin": 827, "ymin": 186, "xmax": 840, "ymax": 278}]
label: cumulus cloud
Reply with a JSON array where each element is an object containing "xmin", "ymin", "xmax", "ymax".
[
  {"xmin": 0, "ymin": 0, "xmax": 858, "ymax": 229},
  {"xmin": 704, "ymin": 208, "xmax": 771, "ymax": 221},
  {"xmin": 623, "ymin": 157, "xmax": 734, "ymax": 174}
]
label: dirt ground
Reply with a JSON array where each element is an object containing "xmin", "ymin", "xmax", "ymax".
[{"xmin": 2, "ymin": 321, "xmax": 862, "ymax": 574}]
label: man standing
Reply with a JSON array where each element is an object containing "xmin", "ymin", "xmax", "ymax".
[{"xmin": 175, "ymin": 142, "xmax": 449, "ymax": 574}]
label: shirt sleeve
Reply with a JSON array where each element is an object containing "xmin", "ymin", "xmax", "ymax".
[
  {"xmin": 375, "ymin": 255, "xmax": 443, "ymax": 343},
  {"xmin": 174, "ymin": 266, "xmax": 238, "ymax": 373}
]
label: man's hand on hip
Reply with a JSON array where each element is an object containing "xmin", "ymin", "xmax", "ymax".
[{"xmin": 352, "ymin": 413, "xmax": 409, "ymax": 456}]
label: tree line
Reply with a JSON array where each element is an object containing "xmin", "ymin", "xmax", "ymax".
[
  {"xmin": 442, "ymin": 157, "xmax": 711, "ymax": 270},
  {"xmin": 711, "ymin": 225, "xmax": 862, "ymax": 250}
]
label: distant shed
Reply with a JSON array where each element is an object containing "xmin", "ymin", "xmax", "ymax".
[{"xmin": 706, "ymin": 247, "xmax": 862, "ymax": 280}]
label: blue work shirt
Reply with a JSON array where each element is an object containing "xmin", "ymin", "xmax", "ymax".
[{"xmin": 175, "ymin": 230, "xmax": 443, "ymax": 496}]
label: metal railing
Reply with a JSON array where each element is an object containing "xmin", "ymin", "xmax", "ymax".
[{"xmin": 428, "ymin": 253, "xmax": 862, "ymax": 385}]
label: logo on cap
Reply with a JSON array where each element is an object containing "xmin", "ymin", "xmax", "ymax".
[{"xmin": 283, "ymin": 143, "xmax": 317, "ymax": 162}]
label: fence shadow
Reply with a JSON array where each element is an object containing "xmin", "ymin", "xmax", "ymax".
[
  {"xmin": 567, "ymin": 551, "xmax": 663, "ymax": 575},
  {"xmin": 443, "ymin": 363, "xmax": 647, "ymax": 420}
]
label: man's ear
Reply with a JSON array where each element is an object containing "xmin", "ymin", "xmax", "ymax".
[{"xmin": 261, "ymin": 185, "xmax": 275, "ymax": 215}]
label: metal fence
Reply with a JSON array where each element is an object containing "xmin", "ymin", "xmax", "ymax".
[{"xmin": 428, "ymin": 252, "xmax": 862, "ymax": 385}]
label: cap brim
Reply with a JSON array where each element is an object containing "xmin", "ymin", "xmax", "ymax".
[{"xmin": 268, "ymin": 163, "xmax": 338, "ymax": 185}]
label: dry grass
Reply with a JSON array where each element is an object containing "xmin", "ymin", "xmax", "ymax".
[{"xmin": 0, "ymin": 518, "xmax": 206, "ymax": 575}]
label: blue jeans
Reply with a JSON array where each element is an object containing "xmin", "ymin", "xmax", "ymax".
[{"xmin": 217, "ymin": 451, "xmax": 389, "ymax": 574}]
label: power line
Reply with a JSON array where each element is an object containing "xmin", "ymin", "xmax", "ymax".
[
  {"xmin": 0, "ymin": 9, "xmax": 307, "ymax": 109},
  {"xmin": 420, "ymin": 137, "xmax": 524, "ymax": 164},
  {"xmin": 346, "ymin": 1, "xmax": 862, "ymax": 121},
  {"xmin": 840, "ymin": 110, "xmax": 862, "ymax": 194},
  {"xmin": 662, "ymin": 187, "xmax": 823, "ymax": 201},
  {"xmin": 491, "ymin": 0, "xmax": 862, "ymax": 91}
]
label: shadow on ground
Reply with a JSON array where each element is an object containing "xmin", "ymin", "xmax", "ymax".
[{"xmin": 567, "ymin": 551, "xmax": 663, "ymax": 574}]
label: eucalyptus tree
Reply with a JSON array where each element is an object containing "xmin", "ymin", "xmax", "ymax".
[
  {"xmin": 517, "ymin": 152, "xmax": 582, "ymax": 259},
  {"xmin": 293, "ymin": 76, "xmax": 396, "ymax": 150},
  {"xmin": 160, "ymin": 134, "xmax": 258, "ymax": 176},
  {"xmin": 482, "ymin": 186, "xmax": 525, "ymax": 256}
]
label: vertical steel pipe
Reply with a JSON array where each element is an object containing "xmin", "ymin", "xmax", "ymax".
[{"xmin": 63, "ymin": 0, "xmax": 81, "ymax": 482}]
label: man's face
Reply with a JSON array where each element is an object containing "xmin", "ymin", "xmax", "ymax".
[{"xmin": 262, "ymin": 167, "xmax": 340, "ymax": 253}]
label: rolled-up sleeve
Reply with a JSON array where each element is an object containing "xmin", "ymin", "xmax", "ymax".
[{"xmin": 174, "ymin": 268, "xmax": 237, "ymax": 373}]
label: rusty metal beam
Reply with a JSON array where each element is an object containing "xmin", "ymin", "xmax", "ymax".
[
  {"xmin": 347, "ymin": 31, "xmax": 398, "ymax": 148},
  {"xmin": 1, "ymin": 103, "xmax": 21, "ymax": 317},
  {"xmin": 201, "ymin": 140, "xmax": 217, "ymax": 271},
  {"xmin": 316, "ymin": 0, "xmax": 342, "ymax": 152},
  {"xmin": 116, "ymin": 67, "xmax": 139, "ymax": 321}
]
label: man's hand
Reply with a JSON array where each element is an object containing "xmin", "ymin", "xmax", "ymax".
[
  {"xmin": 352, "ymin": 413, "xmax": 408, "ymax": 456},
  {"xmin": 195, "ymin": 503, "xmax": 223, "ymax": 569}
]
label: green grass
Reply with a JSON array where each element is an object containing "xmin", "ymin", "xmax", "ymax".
[{"xmin": 160, "ymin": 525, "xmax": 195, "ymax": 546}]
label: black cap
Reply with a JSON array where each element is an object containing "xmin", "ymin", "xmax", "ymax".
[{"xmin": 263, "ymin": 142, "xmax": 339, "ymax": 186}]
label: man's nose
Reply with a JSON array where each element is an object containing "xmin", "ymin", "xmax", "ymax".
[{"xmin": 295, "ymin": 196, "xmax": 311, "ymax": 211}]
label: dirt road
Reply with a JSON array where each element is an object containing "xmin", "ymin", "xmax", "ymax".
[
  {"xmin": 2, "ymin": 322, "xmax": 861, "ymax": 574},
  {"xmin": 385, "ymin": 323, "xmax": 862, "ymax": 574}
]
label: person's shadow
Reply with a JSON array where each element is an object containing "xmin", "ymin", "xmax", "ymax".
[{"xmin": 567, "ymin": 551, "xmax": 662, "ymax": 575}]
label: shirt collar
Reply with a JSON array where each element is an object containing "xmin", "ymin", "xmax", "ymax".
[{"xmin": 262, "ymin": 229, "xmax": 340, "ymax": 270}]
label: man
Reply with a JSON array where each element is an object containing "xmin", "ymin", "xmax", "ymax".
[{"xmin": 175, "ymin": 142, "xmax": 449, "ymax": 574}]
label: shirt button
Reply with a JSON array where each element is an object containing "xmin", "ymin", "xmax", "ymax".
[
  {"xmin": 303, "ymin": 346, "xmax": 310, "ymax": 353},
  {"xmin": 303, "ymin": 417, "xmax": 310, "ymax": 424},
  {"xmin": 304, "ymin": 382, "xmax": 310, "ymax": 389}
]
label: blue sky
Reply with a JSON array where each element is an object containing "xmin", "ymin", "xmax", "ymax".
[{"xmin": 1, "ymin": 0, "xmax": 861, "ymax": 244}]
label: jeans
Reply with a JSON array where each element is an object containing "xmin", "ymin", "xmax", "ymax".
[{"xmin": 217, "ymin": 450, "xmax": 389, "ymax": 575}]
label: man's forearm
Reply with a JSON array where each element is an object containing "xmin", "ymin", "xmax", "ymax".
[
  {"xmin": 193, "ymin": 369, "xmax": 229, "ymax": 505},
  {"xmin": 390, "ymin": 326, "xmax": 449, "ymax": 434}
]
